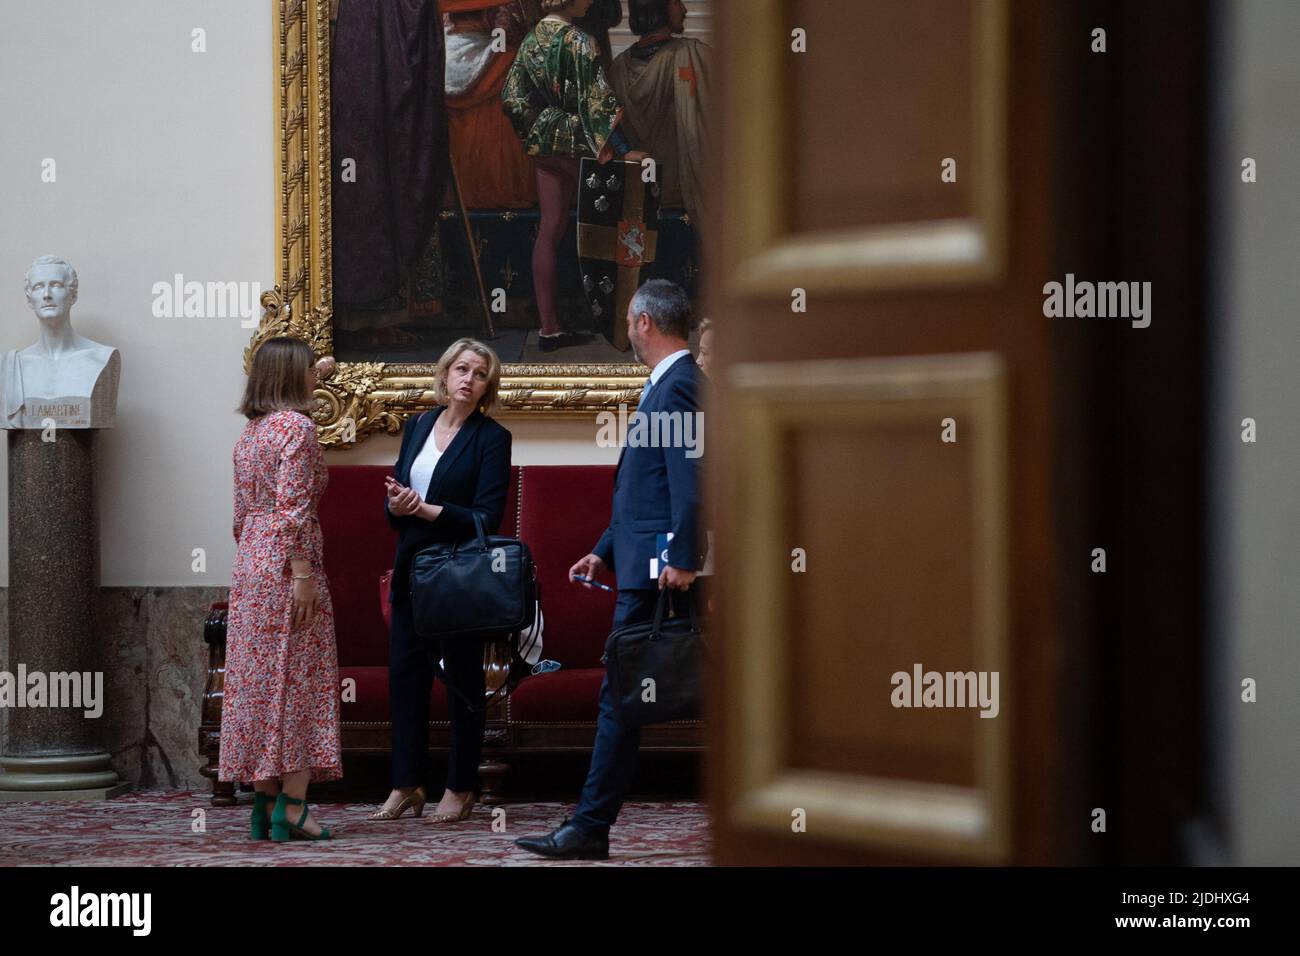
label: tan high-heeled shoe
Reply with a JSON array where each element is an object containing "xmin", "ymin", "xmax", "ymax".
[
  {"xmin": 426, "ymin": 791, "xmax": 477, "ymax": 824},
  {"xmin": 368, "ymin": 785, "xmax": 427, "ymax": 821}
]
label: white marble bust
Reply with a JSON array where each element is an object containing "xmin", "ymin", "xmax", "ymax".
[{"xmin": 1, "ymin": 256, "xmax": 120, "ymax": 429}]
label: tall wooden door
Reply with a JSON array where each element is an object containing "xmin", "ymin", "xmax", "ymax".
[{"xmin": 705, "ymin": 0, "xmax": 1069, "ymax": 865}]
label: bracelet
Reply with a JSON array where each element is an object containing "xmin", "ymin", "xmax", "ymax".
[{"xmin": 292, "ymin": 574, "xmax": 312, "ymax": 580}]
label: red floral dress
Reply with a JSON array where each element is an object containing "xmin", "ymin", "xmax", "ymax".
[{"xmin": 219, "ymin": 410, "xmax": 342, "ymax": 783}]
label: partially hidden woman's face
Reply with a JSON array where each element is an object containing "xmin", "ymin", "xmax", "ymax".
[
  {"xmin": 445, "ymin": 350, "xmax": 490, "ymax": 407},
  {"xmin": 569, "ymin": 0, "xmax": 594, "ymax": 18},
  {"xmin": 696, "ymin": 329, "xmax": 713, "ymax": 374}
]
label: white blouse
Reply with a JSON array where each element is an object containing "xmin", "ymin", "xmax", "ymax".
[{"xmin": 408, "ymin": 430, "xmax": 445, "ymax": 500}]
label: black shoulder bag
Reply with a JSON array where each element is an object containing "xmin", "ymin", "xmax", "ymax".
[
  {"xmin": 603, "ymin": 588, "xmax": 706, "ymax": 729},
  {"xmin": 410, "ymin": 512, "xmax": 537, "ymax": 641},
  {"xmin": 409, "ymin": 512, "xmax": 539, "ymax": 713}
]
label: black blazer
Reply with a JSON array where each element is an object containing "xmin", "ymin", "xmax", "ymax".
[{"xmin": 386, "ymin": 406, "xmax": 512, "ymax": 598}]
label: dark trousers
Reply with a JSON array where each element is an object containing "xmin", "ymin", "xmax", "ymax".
[
  {"xmin": 571, "ymin": 587, "xmax": 670, "ymax": 835},
  {"xmin": 389, "ymin": 592, "xmax": 485, "ymax": 793}
]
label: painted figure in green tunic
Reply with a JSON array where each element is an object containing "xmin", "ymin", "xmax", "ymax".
[
  {"xmin": 501, "ymin": 0, "xmax": 644, "ymax": 352},
  {"xmin": 502, "ymin": 10, "xmax": 623, "ymax": 159}
]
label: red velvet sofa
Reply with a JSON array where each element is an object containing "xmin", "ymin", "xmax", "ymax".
[{"xmin": 199, "ymin": 464, "xmax": 704, "ymax": 805}]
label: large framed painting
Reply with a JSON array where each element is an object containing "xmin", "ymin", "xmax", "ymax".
[{"xmin": 251, "ymin": 0, "xmax": 712, "ymax": 445}]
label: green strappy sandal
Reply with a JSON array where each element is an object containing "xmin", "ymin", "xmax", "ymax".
[
  {"xmin": 271, "ymin": 792, "xmax": 332, "ymax": 842},
  {"xmin": 250, "ymin": 791, "xmax": 275, "ymax": 840}
]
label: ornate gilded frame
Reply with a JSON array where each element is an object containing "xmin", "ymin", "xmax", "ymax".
[{"xmin": 251, "ymin": 0, "xmax": 647, "ymax": 447}]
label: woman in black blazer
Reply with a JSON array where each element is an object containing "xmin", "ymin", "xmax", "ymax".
[{"xmin": 371, "ymin": 338, "xmax": 512, "ymax": 823}]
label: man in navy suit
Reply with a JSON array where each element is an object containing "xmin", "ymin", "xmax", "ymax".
[{"xmin": 516, "ymin": 279, "xmax": 706, "ymax": 860}]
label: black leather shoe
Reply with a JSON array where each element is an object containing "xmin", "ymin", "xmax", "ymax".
[
  {"xmin": 538, "ymin": 331, "xmax": 594, "ymax": 354},
  {"xmin": 515, "ymin": 819, "xmax": 609, "ymax": 860}
]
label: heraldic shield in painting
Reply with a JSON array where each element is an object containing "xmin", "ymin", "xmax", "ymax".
[{"xmin": 577, "ymin": 157, "xmax": 661, "ymax": 351}]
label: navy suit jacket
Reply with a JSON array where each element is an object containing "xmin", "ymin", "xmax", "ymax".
[
  {"xmin": 594, "ymin": 354, "xmax": 706, "ymax": 591},
  {"xmin": 386, "ymin": 406, "xmax": 512, "ymax": 597}
]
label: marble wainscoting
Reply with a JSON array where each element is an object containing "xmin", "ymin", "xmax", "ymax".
[{"xmin": 0, "ymin": 587, "xmax": 227, "ymax": 791}]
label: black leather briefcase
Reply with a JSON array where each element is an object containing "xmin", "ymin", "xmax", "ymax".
[
  {"xmin": 603, "ymin": 588, "xmax": 705, "ymax": 728},
  {"xmin": 410, "ymin": 513, "xmax": 536, "ymax": 641}
]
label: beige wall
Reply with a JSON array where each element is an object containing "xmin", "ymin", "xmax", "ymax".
[{"xmin": 0, "ymin": 0, "xmax": 618, "ymax": 589}]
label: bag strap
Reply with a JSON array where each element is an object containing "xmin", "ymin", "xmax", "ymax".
[
  {"xmin": 470, "ymin": 511, "xmax": 487, "ymax": 547},
  {"xmin": 435, "ymin": 579, "xmax": 542, "ymax": 714},
  {"xmin": 434, "ymin": 626, "xmax": 533, "ymax": 715},
  {"xmin": 651, "ymin": 587, "xmax": 673, "ymax": 631},
  {"xmin": 651, "ymin": 586, "xmax": 700, "ymax": 634}
]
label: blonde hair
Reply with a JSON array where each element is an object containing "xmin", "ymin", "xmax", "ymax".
[
  {"xmin": 239, "ymin": 336, "xmax": 316, "ymax": 419},
  {"xmin": 432, "ymin": 338, "xmax": 502, "ymax": 411}
]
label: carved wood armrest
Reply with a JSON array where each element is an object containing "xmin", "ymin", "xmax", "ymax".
[{"xmin": 203, "ymin": 603, "xmax": 228, "ymax": 647}]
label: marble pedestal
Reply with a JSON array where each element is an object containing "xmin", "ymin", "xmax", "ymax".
[{"xmin": 0, "ymin": 428, "xmax": 127, "ymax": 801}]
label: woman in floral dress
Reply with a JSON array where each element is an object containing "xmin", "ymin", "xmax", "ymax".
[{"xmin": 220, "ymin": 336, "xmax": 341, "ymax": 841}]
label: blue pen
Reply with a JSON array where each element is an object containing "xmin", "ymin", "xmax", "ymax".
[{"xmin": 573, "ymin": 574, "xmax": 614, "ymax": 592}]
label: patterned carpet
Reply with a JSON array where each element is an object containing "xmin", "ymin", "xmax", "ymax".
[{"xmin": 0, "ymin": 790, "xmax": 710, "ymax": 866}]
